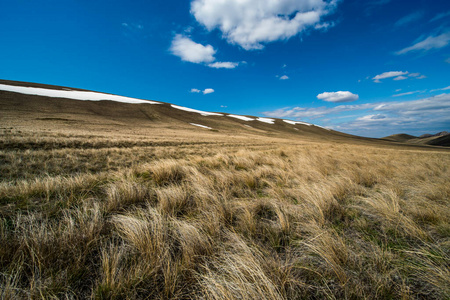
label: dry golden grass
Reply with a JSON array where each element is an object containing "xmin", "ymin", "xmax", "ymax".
[{"xmin": 1, "ymin": 127, "xmax": 449, "ymax": 299}]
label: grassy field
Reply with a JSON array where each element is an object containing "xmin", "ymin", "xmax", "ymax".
[{"xmin": 1, "ymin": 124, "xmax": 449, "ymax": 300}]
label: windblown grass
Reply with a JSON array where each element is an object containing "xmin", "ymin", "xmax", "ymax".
[{"xmin": 1, "ymin": 128, "xmax": 449, "ymax": 299}]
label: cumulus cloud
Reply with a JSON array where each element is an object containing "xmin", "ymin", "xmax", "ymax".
[
  {"xmin": 317, "ymin": 91, "xmax": 359, "ymax": 103},
  {"xmin": 170, "ymin": 34, "xmax": 216, "ymax": 63},
  {"xmin": 170, "ymin": 35, "xmax": 240, "ymax": 68},
  {"xmin": 372, "ymin": 71, "xmax": 408, "ymax": 82},
  {"xmin": 191, "ymin": 0, "xmax": 339, "ymax": 50},
  {"xmin": 190, "ymin": 88, "xmax": 215, "ymax": 94},
  {"xmin": 393, "ymin": 75, "xmax": 408, "ymax": 81},
  {"xmin": 396, "ymin": 32, "xmax": 450, "ymax": 55},
  {"xmin": 395, "ymin": 11, "xmax": 423, "ymax": 27},
  {"xmin": 279, "ymin": 75, "xmax": 289, "ymax": 80},
  {"xmin": 208, "ymin": 62, "xmax": 239, "ymax": 69},
  {"xmin": 203, "ymin": 88, "xmax": 215, "ymax": 95}
]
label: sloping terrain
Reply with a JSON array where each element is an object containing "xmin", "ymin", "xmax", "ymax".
[
  {"xmin": 383, "ymin": 132, "xmax": 450, "ymax": 147},
  {"xmin": 382, "ymin": 133, "xmax": 417, "ymax": 143},
  {"xmin": 0, "ymin": 79, "xmax": 413, "ymax": 148}
]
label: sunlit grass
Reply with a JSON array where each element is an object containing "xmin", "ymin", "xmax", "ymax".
[{"xmin": 1, "ymin": 128, "xmax": 449, "ymax": 299}]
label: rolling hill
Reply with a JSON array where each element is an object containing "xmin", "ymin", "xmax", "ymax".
[
  {"xmin": 1, "ymin": 79, "xmax": 445, "ymax": 149},
  {"xmin": 383, "ymin": 132, "xmax": 450, "ymax": 147}
]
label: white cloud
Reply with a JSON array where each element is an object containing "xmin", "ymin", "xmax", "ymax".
[
  {"xmin": 190, "ymin": 88, "xmax": 215, "ymax": 94},
  {"xmin": 417, "ymin": 75, "xmax": 426, "ymax": 79},
  {"xmin": 392, "ymin": 90, "xmax": 424, "ymax": 97},
  {"xmin": 356, "ymin": 114, "xmax": 387, "ymax": 121},
  {"xmin": 372, "ymin": 71, "xmax": 408, "ymax": 82},
  {"xmin": 317, "ymin": 91, "xmax": 359, "ymax": 103},
  {"xmin": 396, "ymin": 32, "xmax": 450, "ymax": 55},
  {"xmin": 430, "ymin": 11, "xmax": 450, "ymax": 22},
  {"xmin": 170, "ymin": 35, "xmax": 240, "ymax": 68},
  {"xmin": 208, "ymin": 62, "xmax": 239, "ymax": 69},
  {"xmin": 279, "ymin": 75, "xmax": 289, "ymax": 80},
  {"xmin": 395, "ymin": 11, "xmax": 423, "ymax": 27},
  {"xmin": 393, "ymin": 75, "xmax": 408, "ymax": 81},
  {"xmin": 314, "ymin": 22, "xmax": 335, "ymax": 31},
  {"xmin": 430, "ymin": 86, "xmax": 450, "ymax": 92},
  {"xmin": 203, "ymin": 88, "xmax": 215, "ymax": 95},
  {"xmin": 408, "ymin": 73, "xmax": 420, "ymax": 77},
  {"xmin": 170, "ymin": 34, "xmax": 216, "ymax": 63},
  {"xmin": 191, "ymin": 0, "xmax": 338, "ymax": 50}
]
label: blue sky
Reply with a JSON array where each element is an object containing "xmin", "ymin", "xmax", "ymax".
[{"xmin": 1, "ymin": 0, "xmax": 449, "ymax": 137}]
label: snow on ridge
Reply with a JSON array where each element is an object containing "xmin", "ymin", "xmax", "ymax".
[
  {"xmin": 256, "ymin": 117, "xmax": 275, "ymax": 124},
  {"xmin": 227, "ymin": 114, "xmax": 255, "ymax": 121},
  {"xmin": 190, "ymin": 123, "xmax": 212, "ymax": 130},
  {"xmin": 283, "ymin": 119, "xmax": 312, "ymax": 126},
  {"xmin": 0, "ymin": 83, "xmax": 159, "ymax": 104},
  {"xmin": 313, "ymin": 124, "xmax": 331, "ymax": 131},
  {"xmin": 171, "ymin": 104, "xmax": 223, "ymax": 116}
]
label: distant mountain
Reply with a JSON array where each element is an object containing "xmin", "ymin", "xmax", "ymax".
[{"xmin": 383, "ymin": 132, "xmax": 450, "ymax": 147}]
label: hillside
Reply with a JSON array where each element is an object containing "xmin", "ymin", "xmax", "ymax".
[
  {"xmin": 0, "ymin": 79, "xmax": 364, "ymax": 143},
  {"xmin": 1, "ymin": 80, "xmax": 449, "ymax": 299},
  {"xmin": 383, "ymin": 132, "xmax": 450, "ymax": 147},
  {"xmin": 382, "ymin": 133, "xmax": 417, "ymax": 142}
]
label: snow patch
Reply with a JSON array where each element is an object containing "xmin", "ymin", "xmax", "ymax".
[
  {"xmin": 227, "ymin": 114, "xmax": 255, "ymax": 121},
  {"xmin": 283, "ymin": 120, "xmax": 312, "ymax": 126},
  {"xmin": 0, "ymin": 84, "xmax": 159, "ymax": 104},
  {"xmin": 190, "ymin": 123, "xmax": 212, "ymax": 130},
  {"xmin": 171, "ymin": 104, "xmax": 223, "ymax": 116},
  {"xmin": 313, "ymin": 124, "xmax": 331, "ymax": 131},
  {"xmin": 256, "ymin": 117, "xmax": 275, "ymax": 124}
]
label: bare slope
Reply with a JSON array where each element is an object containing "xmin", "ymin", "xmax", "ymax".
[
  {"xmin": 383, "ymin": 133, "xmax": 450, "ymax": 147},
  {"xmin": 0, "ymin": 79, "xmax": 441, "ymax": 149}
]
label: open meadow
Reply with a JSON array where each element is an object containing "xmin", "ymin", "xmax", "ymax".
[
  {"xmin": 2, "ymin": 0, "xmax": 449, "ymax": 297},
  {"xmin": 1, "ymin": 120, "xmax": 449, "ymax": 299}
]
